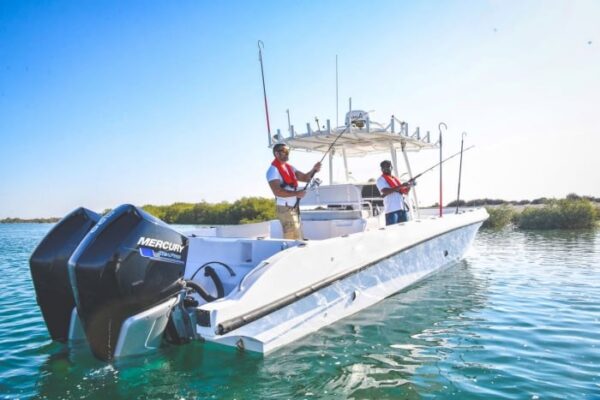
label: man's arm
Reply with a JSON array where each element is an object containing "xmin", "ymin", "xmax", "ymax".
[
  {"xmin": 380, "ymin": 187, "xmax": 398, "ymax": 197},
  {"xmin": 380, "ymin": 183, "xmax": 412, "ymax": 197},
  {"xmin": 268, "ymin": 180, "xmax": 306, "ymax": 198},
  {"xmin": 295, "ymin": 162, "xmax": 322, "ymax": 182}
]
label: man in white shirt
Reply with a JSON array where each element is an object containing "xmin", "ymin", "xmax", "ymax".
[
  {"xmin": 376, "ymin": 160, "xmax": 412, "ymax": 226},
  {"xmin": 266, "ymin": 143, "xmax": 321, "ymax": 239}
]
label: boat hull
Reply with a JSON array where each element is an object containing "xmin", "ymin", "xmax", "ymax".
[{"xmin": 198, "ymin": 212, "xmax": 485, "ymax": 353}]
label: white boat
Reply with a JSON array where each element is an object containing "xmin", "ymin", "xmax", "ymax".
[{"xmin": 29, "ymin": 110, "xmax": 488, "ymax": 361}]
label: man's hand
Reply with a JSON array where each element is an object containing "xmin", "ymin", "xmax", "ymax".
[{"xmin": 312, "ymin": 162, "xmax": 322, "ymax": 174}]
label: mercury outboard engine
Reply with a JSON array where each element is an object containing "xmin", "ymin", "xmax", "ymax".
[
  {"xmin": 68, "ymin": 204, "xmax": 188, "ymax": 361},
  {"xmin": 29, "ymin": 208, "xmax": 101, "ymax": 342}
]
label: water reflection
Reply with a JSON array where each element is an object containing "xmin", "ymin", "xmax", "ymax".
[
  {"xmin": 28, "ymin": 259, "xmax": 485, "ymax": 400},
  {"xmin": 3, "ymin": 225, "xmax": 599, "ymax": 399},
  {"xmin": 262, "ymin": 259, "xmax": 489, "ymax": 399}
]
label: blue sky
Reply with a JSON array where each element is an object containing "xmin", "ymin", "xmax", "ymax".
[{"xmin": 1, "ymin": 1, "xmax": 599, "ymax": 218}]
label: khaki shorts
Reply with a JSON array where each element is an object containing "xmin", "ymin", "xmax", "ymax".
[{"xmin": 276, "ymin": 205, "xmax": 302, "ymax": 240}]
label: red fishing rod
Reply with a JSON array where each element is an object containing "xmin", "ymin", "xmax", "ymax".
[{"xmin": 258, "ymin": 41, "xmax": 271, "ymax": 143}]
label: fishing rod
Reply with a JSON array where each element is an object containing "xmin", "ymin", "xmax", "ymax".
[
  {"xmin": 401, "ymin": 145, "xmax": 475, "ymax": 187},
  {"xmin": 455, "ymin": 132, "xmax": 467, "ymax": 214},
  {"xmin": 293, "ymin": 124, "xmax": 350, "ymax": 209},
  {"xmin": 258, "ymin": 40, "xmax": 272, "ymax": 144},
  {"xmin": 439, "ymin": 123, "xmax": 446, "ymax": 218}
]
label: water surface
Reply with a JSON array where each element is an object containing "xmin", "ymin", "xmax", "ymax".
[{"xmin": 0, "ymin": 224, "xmax": 599, "ymax": 399}]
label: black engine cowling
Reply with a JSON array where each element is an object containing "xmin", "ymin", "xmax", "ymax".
[
  {"xmin": 68, "ymin": 204, "xmax": 187, "ymax": 361},
  {"xmin": 29, "ymin": 208, "xmax": 101, "ymax": 342}
]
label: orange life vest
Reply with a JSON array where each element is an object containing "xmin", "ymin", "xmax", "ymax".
[{"xmin": 272, "ymin": 159, "xmax": 298, "ymax": 189}]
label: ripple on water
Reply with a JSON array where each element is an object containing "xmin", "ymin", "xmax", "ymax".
[{"xmin": 0, "ymin": 225, "xmax": 599, "ymax": 399}]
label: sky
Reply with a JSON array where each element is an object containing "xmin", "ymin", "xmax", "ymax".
[{"xmin": 0, "ymin": 0, "xmax": 599, "ymax": 218}]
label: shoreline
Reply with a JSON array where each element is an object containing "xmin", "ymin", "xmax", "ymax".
[
  {"xmin": 0, "ymin": 218, "xmax": 60, "ymax": 224},
  {"xmin": 3, "ymin": 195, "xmax": 599, "ymax": 228}
]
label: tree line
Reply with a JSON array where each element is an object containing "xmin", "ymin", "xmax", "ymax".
[
  {"xmin": 446, "ymin": 193, "xmax": 600, "ymax": 208},
  {"xmin": 141, "ymin": 197, "xmax": 276, "ymax": 225}
]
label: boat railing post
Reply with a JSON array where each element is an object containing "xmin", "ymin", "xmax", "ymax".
[
  {"xmin": 366, "ymin": 116, "xmax": 370, "ymax": 132},
  {"xmin": 290, "ymin": 125, "xmax": 295, "ymax": 138},
  {"xmin": 438, "ymin": 122, "xmax": 447, "ymax": 218},
  {"xmin": 412, "ymin": 127, "xmax": 420, "ymax": 139},
  {"xmin": 306, "ymin": 123, "xmax": 312, "ymax": 136},
  {"xmin": 389, "ymin": 143, "xmax": 399, "ymax": 178},
  {"xmin": 348, "ymin": 97, "xmax": 352, "ymax": 134},
  {"xmin": 342, "ymin": 146, "xmax": 349, "ymax": 182},
  {"xmin": 326, "ymin": 119, "xmax": 331, "ymax": 135},
  {"xmin": 329, "ymin": 151, "xmax": 334, "ymax": 185},
  {"xmin": 401, "ymin": 140, "xmax": 420, "ymax": 220},
  {"xmin": 390, "ymin": 116, "xmax": 395, "ymax": 133}
]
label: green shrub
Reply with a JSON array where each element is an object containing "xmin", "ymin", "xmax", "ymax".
[
  {"xmin": 482, "ymin": 205, "xmax": 516, "ymax": 229},
  {"xmin": 141, "ymin": 197, "xmax": 276, "ymax": 225},
  {"xmin": 517, "ymin": 199, "xmax": 598, "ymax": 230}
]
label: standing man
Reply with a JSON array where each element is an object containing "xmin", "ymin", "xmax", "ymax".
[
  {"xmin": 267, "ymin": 143, "xmax": 321, "ymax": 239},
  {"xmin": 376, "ymin": 160, "xmax": 412, "ymax": 226}
]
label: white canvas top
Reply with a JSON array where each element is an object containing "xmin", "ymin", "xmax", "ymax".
[{"xmin": 272, "ymin": 113, "xmax": 439, "ymax": 157}]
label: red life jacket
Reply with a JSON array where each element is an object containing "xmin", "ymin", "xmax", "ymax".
[
  {"xmin": 272, "ymin": 158, "xmax": 298, "ymax": 189},
  {"xmin": 382, "ymin": 174, "xmax": 409, "ymax": 195}
]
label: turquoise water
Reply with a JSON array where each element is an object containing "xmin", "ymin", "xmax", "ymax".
[{"xmin": 1, "ymin": 224, "xmax": 599, "ymax": 399}]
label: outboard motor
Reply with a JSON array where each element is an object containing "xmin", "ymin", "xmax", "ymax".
[
  {"xmin": 68, "ymin": 204, "xmax": 188, "ymax": 361},
  {"xmin": 29, "ymin": 208, "xmax": 101, "ymax": 342}
]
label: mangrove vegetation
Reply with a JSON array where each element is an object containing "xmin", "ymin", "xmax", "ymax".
[
  {"xmin": 141, "ymin": 197, "xmax": 276, "ymax": 225},
  {"xmin": 0, "ymin": 217, "xmax": 60, "ymax": 224},
  {"xmin": 2, "ymin": 194, "xmax": 598, "ymax": 230},
  {"xmin": 482, "ymin": 196, "xmax": 599, "ymax": 230}
]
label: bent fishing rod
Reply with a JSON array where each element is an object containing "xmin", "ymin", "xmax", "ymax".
[
  {"xmin": 401, "ymin": 145, "xmax": 475, "ymax": 187},
  {"xmin": 293, "ymin": 125, "xmax": 350, "ymax": 209}
]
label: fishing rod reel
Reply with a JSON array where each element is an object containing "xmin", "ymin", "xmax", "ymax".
[{"xmin": 308, "ymin": 177, "xmax": 322, "ymax": 191}]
